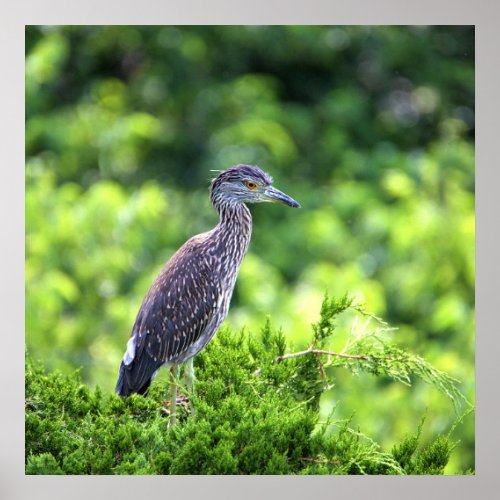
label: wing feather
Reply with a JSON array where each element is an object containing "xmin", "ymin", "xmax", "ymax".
[{"xmin": 115, "ymin": 234, "xmax": 224, "ymax": 396}]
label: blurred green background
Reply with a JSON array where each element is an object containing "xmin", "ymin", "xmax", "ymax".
[{"xmin": 25, "ymin": 26, "xmax": 474, "ymax": 473}]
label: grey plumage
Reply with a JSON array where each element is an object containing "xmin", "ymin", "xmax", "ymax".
[{"xmin": 115, "ymin": 164, "xmax": 300, "ymax": 403}]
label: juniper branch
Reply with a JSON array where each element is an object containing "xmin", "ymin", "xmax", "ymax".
[
  {"xmin": 296, "ymin": 456, "xmax": 342, "ymax": 466},
  {"xmin": 254, "ymin": 294, "xmax": 468, "ymax": 411},
  {"xmin": 276, "ymin": 346, "xmax": 371, "ymax": 363}
]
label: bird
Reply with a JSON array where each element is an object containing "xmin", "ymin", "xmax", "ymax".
[{"xmin": 115, "ymin": 164, "xmax": 300, "ymax": 425}]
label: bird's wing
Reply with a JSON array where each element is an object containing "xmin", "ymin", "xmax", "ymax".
[
  {"xmin": 126, "ymin": 236, "xmax": 223, "ymax": 363},
  {"xmin": 135, "ymin": 248, "xmax": 223, "ymax": 365},
  {"xmin": 117, "ymin": 236, "xmax": 226, "ymax": 394}
]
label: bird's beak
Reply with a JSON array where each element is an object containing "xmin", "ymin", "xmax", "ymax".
[{"xmin": 262, "ymin": 185, "xmax": 301, "ymax": 208}]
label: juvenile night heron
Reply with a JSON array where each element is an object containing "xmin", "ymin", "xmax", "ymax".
[{"xmin": 115, "ymin": 164, "xmax": 300, "ymax": 424}]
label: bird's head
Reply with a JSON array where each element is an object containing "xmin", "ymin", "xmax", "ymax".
[{"xmin": 210, "ymin": 164, "xmax": 300, "ymax": 208}]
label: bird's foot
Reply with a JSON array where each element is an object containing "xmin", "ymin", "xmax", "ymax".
[{"xmin": 161, "ymin": 394, "xmax": 192, "ymax": 417}]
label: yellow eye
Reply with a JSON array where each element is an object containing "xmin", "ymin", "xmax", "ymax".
[{"xmin": 245, "ymin": 181, "xmax": 257, "ymax": 191}]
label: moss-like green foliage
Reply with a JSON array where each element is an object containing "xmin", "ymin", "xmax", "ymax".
[
  {"xmin": 391, "ymin": 421, "xmax": 452, "ymax": 475},
  {"xmin": 26, "ymin": 296, "xmax": 471, "ymax": 474}
]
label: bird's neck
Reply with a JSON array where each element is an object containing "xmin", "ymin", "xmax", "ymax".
[{"xmin": 214, "ymin": 201, "xmax": 253, "ymax": 261}]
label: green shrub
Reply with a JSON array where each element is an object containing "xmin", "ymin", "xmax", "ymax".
[{"xmin": 25, "ymin": 296, "xmax": 472, "ymax": 475}]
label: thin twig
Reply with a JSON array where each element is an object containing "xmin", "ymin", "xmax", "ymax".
[
  {"xmin": 276, "ymin": 346, "xmax": 370, "ymax": 363},
  {"xmin": 316, "ymin": 351, "xmax": 326, "ymax": 381},
  {"xmin": 312, "ymin": 349, "xmax": 370, "ymax": 360},
  {"xmin": 297, "ymin": 456, "xmax": 342, "ymax": 466},
  {"xmin": 350, "ymin": 304, "xmax": 395, "ymax": 330}
]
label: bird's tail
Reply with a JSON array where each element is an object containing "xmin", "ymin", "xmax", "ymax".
[
  {"xmin": 115, "ymin": 356, "xmax": 161, "ymax": 397},
  {"xmin": 115, "ymin": 361, "xmax": 131, "ymax": 396}
]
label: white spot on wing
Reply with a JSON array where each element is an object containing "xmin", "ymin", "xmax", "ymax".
[{"xmin": 123, "ymin": 335, "xmax": 136, "ymax": 366}]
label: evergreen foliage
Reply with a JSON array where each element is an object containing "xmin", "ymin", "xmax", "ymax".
[{"xmin": 26, "ymin": 296, "xmax": 472, "ymax": 475}]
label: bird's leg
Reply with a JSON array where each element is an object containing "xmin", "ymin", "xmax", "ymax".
[
  {"xmin": 183, "ymin": 357, "xmax": 196, "ymax": 416},
  {"xmin": 168, "ymin": 365, "xmax": 179, "ymax": 427}
]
